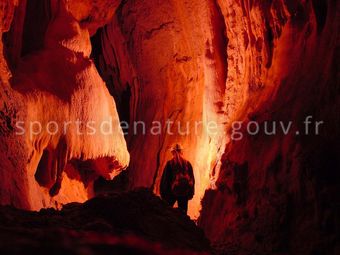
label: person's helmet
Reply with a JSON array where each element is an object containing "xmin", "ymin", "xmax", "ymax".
[{"xmin": 171, "ymin": 143, "xmax": 183, "ymax": 152}]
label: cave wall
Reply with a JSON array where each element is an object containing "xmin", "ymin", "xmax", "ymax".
[
  {"xmin": 95, "ymin": 0, "xmax": 339, "ymax": 250},
  {"xmin": 97, "ymin": 0, "xmax": 233, "ymax": 218},
  {"xmin": 0, "ymin": 0, "xmax": 129, "ymax": 210},
  {"xmin": 0, "ymin": 0, "xmax": 30, "ymax": 209},
  {"xmin": 198, "ymin": 0, "xmax": 339, "ymax": 254}
]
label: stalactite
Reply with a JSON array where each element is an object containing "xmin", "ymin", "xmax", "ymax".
[{"xmin": 0, "ymin": 0, "xmax": 129, "ymax": 210}]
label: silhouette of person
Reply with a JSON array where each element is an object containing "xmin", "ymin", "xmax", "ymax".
[{"xmin": 160, "ymin": 144, "xmax": 195, "ymax": 214}]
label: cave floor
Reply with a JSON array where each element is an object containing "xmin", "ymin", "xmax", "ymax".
[{"xmin": 0, "ymin": 189, "xmax": 211, "ymax": 255}]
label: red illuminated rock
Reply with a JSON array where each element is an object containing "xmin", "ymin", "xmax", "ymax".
[
  {"xmin": 94, "ymin": 0, "xmax": 338, "ymax": 253},
  {"xmin": 0, "ymin": 0, "xmax": 338, "ymax": 254},
  {"xmin": 198, "ymin": 1, "xmax": 339, "ymax": 254},
  {"xmin": 98, "ymin": 0, "xmax": 231, "ymax": 218},
  {"xmin": 0, "ymin": 0, "xmax": 129, "ymax": 210}
]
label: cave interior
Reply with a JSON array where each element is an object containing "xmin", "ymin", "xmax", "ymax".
[{"xmin": 0, "ymin": 0, "xmax": 339, "ymax": 254}]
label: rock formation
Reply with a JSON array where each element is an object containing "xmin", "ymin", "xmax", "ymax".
[
  {"xmin": 96, "ymin": 0, "xmax": 232, "ymax": 218},
  {"xmin": 196, "ymin": 1, "xmax": 339, "ymax": 254},
  {"xmin": 0, "ymin": 0, "xmax": 338, "ymax": 254},
  {"xmin": 0, "ymin": 189, "xmax": 210, "ymax": 254},
  {"xmin": 94, "ymin": 0, "xmax": 339, "ymax": 253},
  {"xmin": 0, "ymin": 0, "xmax": 129, "ymax": 210}
]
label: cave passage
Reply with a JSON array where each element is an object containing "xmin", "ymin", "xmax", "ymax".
[{"xmin": 0, "ymin": 0, "xmax": 338, "ymax": 255}]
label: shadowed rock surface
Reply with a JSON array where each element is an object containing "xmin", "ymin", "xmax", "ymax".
[{"xmin": 0, "ymin": 189, "xmax": 210, "ymax": 255}]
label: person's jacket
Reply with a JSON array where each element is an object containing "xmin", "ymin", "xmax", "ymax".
[{"xmin": 160, "ymin": 158, "xmax": 195, "ymax": 200}]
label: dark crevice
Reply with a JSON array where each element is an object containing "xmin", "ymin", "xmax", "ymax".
[
  {"xmin": 264, "ymin": 19, "xmax": 274, "ymax": 68},
  {"xmin": 144, "ymin": 21, "xmax": 174, "ymax": 40},
  {"xmin": 90, "ymin": 28, "xmax": 131, "ymax": 125},
  {"xmin": 35, "ymin": 149, "xmax": 53, "ymax": 187},
  {"xmin": 209, "ymin": 0, "xmax": 228, "ymax": 95},
  {"xmin": 312, "ymin": 0, "xmax": 328, "ymax": 33},
  {"xmin": 3, "ymin": 0, "xmax": 51, "ymax": 71},
  {"xmin": 21, "ymin": 0, "xmax": 51, "ymax": 57}
]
